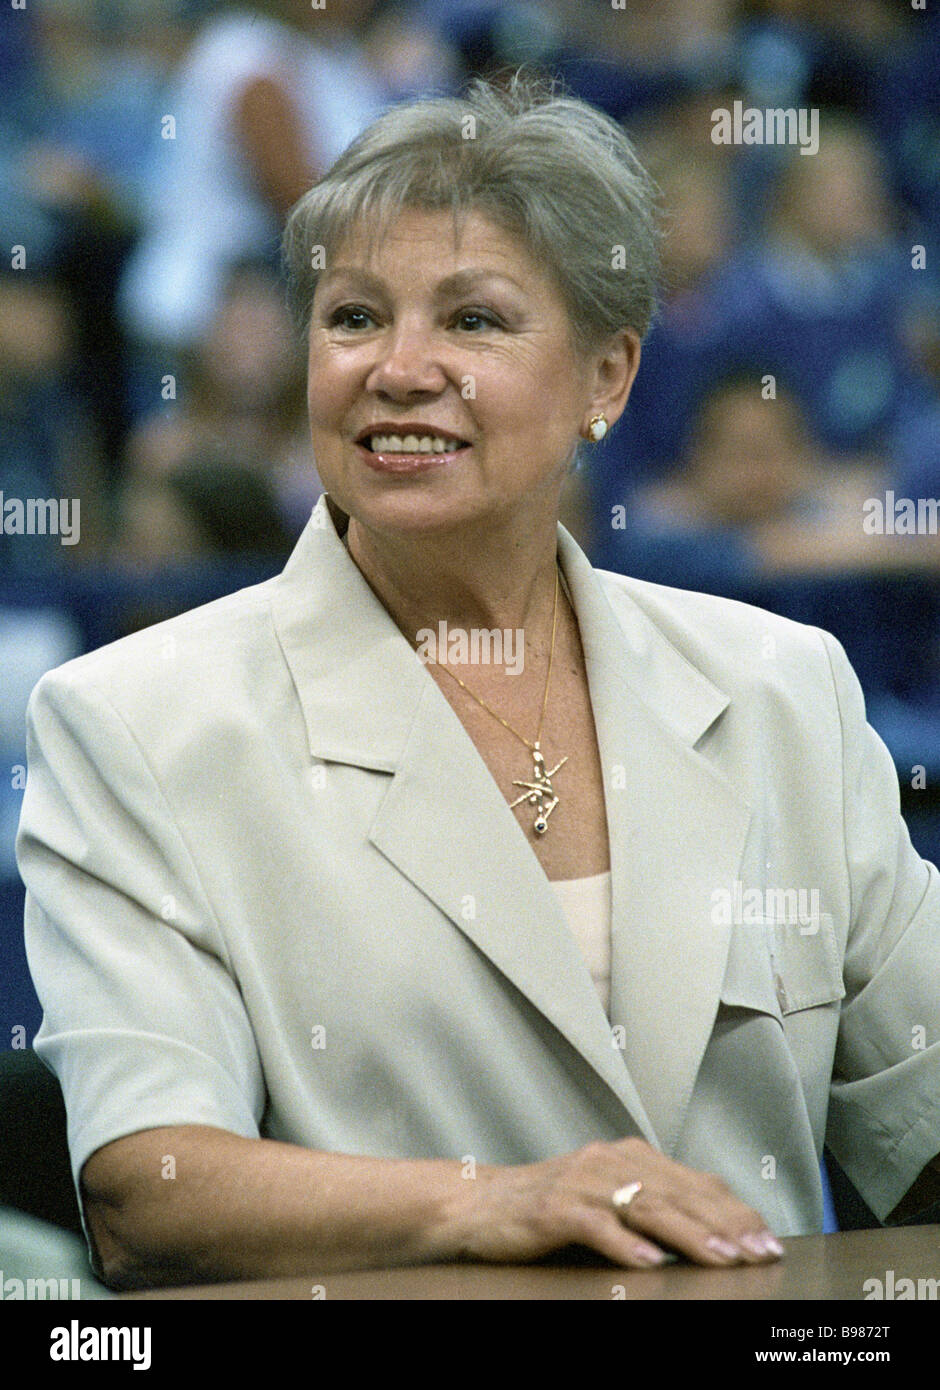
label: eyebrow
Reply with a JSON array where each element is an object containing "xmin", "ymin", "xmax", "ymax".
[{"xmin": 317, "ymin": 267, "xmax": 527, "ymax": 297}]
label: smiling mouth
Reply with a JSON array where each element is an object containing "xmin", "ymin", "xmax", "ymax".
[{"xmin": 359, "ymin": 432, "xmax": 470, "ymax": 454}]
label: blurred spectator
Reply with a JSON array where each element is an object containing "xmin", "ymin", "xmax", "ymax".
[
  {"xmin": 108, "ymin": 448, "xmax": 297, "ymax": 635},
  {"xmin": 118, "ymin": 0, "xmax": 392, "ymax": 357},
  {"xmin": 424, "ymin": 0, "xmax": 566, "ymax": 82},
  {"xmin": 582, "ymin": 0, "xmax": 737, "ymax": 87},
  {"xmin": 714, "ymin": 115, "xmax": 935, "ymax": 457},
  {"xmin": 643, "ymin": 374, "xmax": 823, "ymax": 531},
  {"xmin": 111, "ymin": 448, "xmax": 297, "ymax": 573},
  {"xmin": 0, "ymin": 270, "xmax": 109, "ymax": 571},
  {"xmin": 123, "ymin": 261, "xmax": 318, "ymax": 537},
  {"xmin": 735, "ymin": 0, "xmax": 938, "ymax": 234},
  {"xmin": 0, "ymin": 0, "xmax": 179, "ymax": 485},
  {"xmin": 599, "ymin": 372, "xmax": 940, "ymax": 583},
  {"xmin": 361, "ymin": 2, "xmax": 461, "ymax": 99},
  {"xmin": 1, "ymin": 0, "xmax": 179, "ymax": 262},
  {"xmin": 24, "ymin": 0, "xmax": 185, "ymax": 212}
]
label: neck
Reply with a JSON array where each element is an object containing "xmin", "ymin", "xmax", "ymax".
[{"xmin": 336, "ymin": 502, "xmax": 566, "ymax": 656}]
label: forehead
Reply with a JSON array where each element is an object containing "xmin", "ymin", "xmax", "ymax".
[{"xmin": 321, "ymin": 206, "xmax": 544, "ymax": 287}]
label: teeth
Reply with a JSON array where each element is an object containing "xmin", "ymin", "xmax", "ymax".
[{"xmin": 368, "ymin": 434, "xmax": 462, "ymax": 454}]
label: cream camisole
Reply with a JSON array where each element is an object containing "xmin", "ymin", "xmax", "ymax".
[{"xmin": 549, "ymin": 871, "xmax": 612, "ymax": 1016}]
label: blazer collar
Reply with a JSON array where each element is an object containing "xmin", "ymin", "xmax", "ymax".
[{"xmin": 271, "ymin": 494, "xmax": 751, "ymax": 1153}]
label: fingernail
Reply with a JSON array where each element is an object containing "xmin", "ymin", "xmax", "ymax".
[
  {"xmin": 739, "ymin": 1231, "xmax": 784, "ymax": 1258},
  {"xmin": 705, "ymin": 1236, "xmax": 740, "ymax": 1260},
  {"xmin": 739, "ymin": 1232, "xmax": 771, "ymax": 1256},
  {"xmin": 632, "ymin": 1241, "xmax": 667, "ymax": 1266}
]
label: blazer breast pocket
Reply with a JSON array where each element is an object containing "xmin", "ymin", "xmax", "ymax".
[
  {"xmin": 768, "ymin": 915, "xmax": 845, "ymax": 1015},
  {"xmin": 719, "ymin": 915, "xmax": 845, "ymax": 1022}
]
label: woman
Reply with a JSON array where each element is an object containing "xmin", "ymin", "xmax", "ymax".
[{"xmin": 17, "ymin": 76, "xmax": 940, "ymax": 1290}]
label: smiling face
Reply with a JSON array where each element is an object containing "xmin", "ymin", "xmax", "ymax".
[{"xmin": 306, "ymin": 207, "xmax": 613, "ymax": 541}]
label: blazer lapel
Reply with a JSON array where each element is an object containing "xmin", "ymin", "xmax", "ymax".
[
  {"xmin": 272, "ymin": 495, "xmax": 750, "ymax": 1154},
  {"xmin": 558, "ymin": 528, "xmax": 752, "ymax": 1155}
]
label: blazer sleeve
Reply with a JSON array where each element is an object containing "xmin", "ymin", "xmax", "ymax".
[
  {"xmin": 15, "ymin": 665, "xmax": 266, "ymax": 1216},
  {"xmin": 821, "ymin": 631, "xmax": 940, "ymax": 1223}
]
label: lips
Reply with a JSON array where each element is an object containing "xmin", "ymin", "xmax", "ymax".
[{"xmin": 357, "ymin": 443, "xmax": 468, "ymax": 475}]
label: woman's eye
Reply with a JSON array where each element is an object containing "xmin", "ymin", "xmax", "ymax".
[
  {"xmin": 454, "ymin": 309, "xmax": 500, "ymax": 331},
  {"xmin": 329, "ymin": 306, "xmax": 374, "ymax": 330}
]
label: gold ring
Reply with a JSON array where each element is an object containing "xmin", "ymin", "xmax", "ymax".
[{"xmin": 612, "ymin": 1180, "xmax": 643, "ymax": 1212}]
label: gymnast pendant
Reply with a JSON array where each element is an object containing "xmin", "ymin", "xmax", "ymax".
[{"xmin": 510, "ymin": 741, "xmax": 568, "ymax": 835}]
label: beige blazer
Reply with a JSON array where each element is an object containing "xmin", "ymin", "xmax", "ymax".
[{"xmin": 16, "ymin": 493, "xmax": 940, "ymax": 1248}]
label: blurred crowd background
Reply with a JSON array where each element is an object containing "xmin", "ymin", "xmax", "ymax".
[{"xmin": 1, "ymin": 0, "xmax": 939, "ymax": 1032}]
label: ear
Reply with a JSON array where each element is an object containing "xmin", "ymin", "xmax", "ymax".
[{"xmin": 583, "ymin": 328, "xmax": 642, "ymax": 433}]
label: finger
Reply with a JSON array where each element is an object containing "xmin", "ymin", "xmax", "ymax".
[
  {"xmin": 561, "ymin": 1206, "xmax": 674, "ymax": 1270},
  {"xmin": 671, "ymin": 1174, "xmax": 784, "ymax": 1262},
  {"xmin": 610, "ymin": 1187, "xmax": 770, "ymax": 1267}
]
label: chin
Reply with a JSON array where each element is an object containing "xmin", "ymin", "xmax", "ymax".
[
  {"xmin": 361, "ymin": 502, "xmax": 490, "ymax": 539},
  {"xmin": 336, "ymin": 483, "xmax": 497, "ymax": 538}
]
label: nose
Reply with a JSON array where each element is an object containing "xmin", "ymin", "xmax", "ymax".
[{"xmin": 364, "ymin": 317, "xmax": 448, "ymax": 399}]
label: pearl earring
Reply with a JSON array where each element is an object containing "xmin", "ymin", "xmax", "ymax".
[{"xmin": 587, "ymin": 414, "xmax": 608, "ymax": 442}]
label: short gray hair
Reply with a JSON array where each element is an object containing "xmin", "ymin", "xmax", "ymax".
[{"xmin": 283, "ymin": 70, "xmax": 662, "ymax": 360}]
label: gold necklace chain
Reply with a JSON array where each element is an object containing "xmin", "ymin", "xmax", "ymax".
[
  {"xmin": 422, "ymin": 565, "xmax": 568, "ymax": 836},
  {"xmin": 427, "ymin": 566, "xmax": 560, "ymax": 752}
]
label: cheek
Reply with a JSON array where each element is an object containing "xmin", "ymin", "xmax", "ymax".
[
  {"xmin": 306, "ymin": 330, "xmax": 343, "ymax": 383},
  {"xmin": 531, "ymin": 342, "xmax": 585, "ymax": 409},
  {"xmin": 306, "ymin": 355, "xmax": 352, "ymax": 426},
  {"xmin": 306, "ymin": 387, "xmax": 329, "ymax": 435},
  {"xmin": 478, "ymin": 346, "xmax": 580, "ymax": 429}
]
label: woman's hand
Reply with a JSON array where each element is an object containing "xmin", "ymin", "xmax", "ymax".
[{"xmin": 449, "ymin": 1138, "xmax": 784, "ymax": 1268}]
